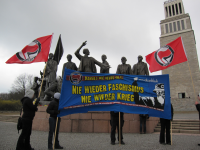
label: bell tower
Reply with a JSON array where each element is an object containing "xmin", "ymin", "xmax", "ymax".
[{"xmin": 160, "ymin": 0, "xmax": 200, "ymax": 111}]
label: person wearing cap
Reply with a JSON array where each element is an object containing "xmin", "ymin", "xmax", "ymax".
[
  {"xmin": 16, "ymin": 88, "xmax": 40, "ymax": 150},
  {"xmin": 46, "ymin": 92, "xmax": 63, "ymax": 150},
  {"xmin": 132, "ymin": 55, "xmax": 149, "ymax": 75}
]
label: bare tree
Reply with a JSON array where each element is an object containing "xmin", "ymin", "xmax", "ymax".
[{"xmin": 11, "ymin": 74, "xmax": 34, "ymax": 95}]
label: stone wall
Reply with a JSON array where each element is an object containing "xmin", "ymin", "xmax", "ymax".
[{"xmin": 32, "ymin": 106, "xmax": 159, "ymax": 133}]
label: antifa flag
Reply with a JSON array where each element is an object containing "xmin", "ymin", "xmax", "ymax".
[
  {"xmin": 6, "ymin": 34, "xmax": 53, "ymax": 64},
  {"xmin": 145, "ymin": 37, "xmax": 187, "ymax": 73},
  {"xmin": 53, "ymin": 35, "xmax": 64, "ymax": 65}
]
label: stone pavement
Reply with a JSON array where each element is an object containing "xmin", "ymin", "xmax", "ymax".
[{"xmin": 0, "ymin": 121, "xmax": 200, "ymax": 150}]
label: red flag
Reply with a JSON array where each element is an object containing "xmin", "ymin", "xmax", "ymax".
[
  {"xmin": 145, "ymin": 37, "xmax": 187, "ymax": 73},
  {"xmin": 6, "ymin": 34, "xmax": 53, "ymax": 64}
]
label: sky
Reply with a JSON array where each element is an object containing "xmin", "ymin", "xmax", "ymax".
[{"xmin": 0, "ymin": 0, "xmax": 200, "ymax": 93}]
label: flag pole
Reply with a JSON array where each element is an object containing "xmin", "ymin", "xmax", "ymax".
[
  {"xmin": 53, "ymin": 117, "xmax": 59, "ymax": 150},
  {"xmin": 38, "ymin": 62, "xmax": 47, "ymax": 98},
  {"xmin": 33, "ymin": 62, "xmax": 47, "ymax": 105},
  {"xmin": 171, "ymin": 120, "xmax": 172, "ymax": 145},
  {"xmin": 187, "ymin": 61, "xmax": 197, "ymax": 100},
  {"xmin": 119, "ymin": 112, "xmax": 121, "ymax": 145}
]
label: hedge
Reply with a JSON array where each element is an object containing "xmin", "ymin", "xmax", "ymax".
[{"xmin": 0, "ymin": 100, "xmax": 22, "ymax": 111}]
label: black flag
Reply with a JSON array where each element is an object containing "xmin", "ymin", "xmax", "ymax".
[{"xmin": 53, "ymin": 35, "xmax": 63, "ymax": 65}]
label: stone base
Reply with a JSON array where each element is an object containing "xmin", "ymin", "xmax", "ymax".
[
  {"xmin": 32, "ymin": 106, "xmax": 159, "ymax": 133},
  {"xmin": 38, "ymin": 101, "xmax": 50, "ymax": 106}
]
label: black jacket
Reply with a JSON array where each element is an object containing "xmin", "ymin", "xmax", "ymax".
[
  {"xmin": 21, "ymin": 97, "xmax": 39, "ymax": 120},
  {"xmin": 46, "ymin": 98, "xmax": 60, "ymax": 119},
  {"xmin": 196, "ymin": 104, "xmax": 200, "ymax": 120}
]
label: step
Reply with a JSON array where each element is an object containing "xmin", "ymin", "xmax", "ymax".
[
  {"xmin": 157, "ymin": 124, "xmax": 200, "ymax": 128},
  {"xmin": 154, "ymin": 128, "xmax": 200, "ymax": 134},
  {"xmin": 155, "ymin": 126, "xmax": 199, "ymax": 130}
]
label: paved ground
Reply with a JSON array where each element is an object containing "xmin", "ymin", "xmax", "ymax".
[
  {"xmin": 0, "ymin": 111, "xmax": 200, "ymax": 150},
  {"xmin": 0, "ymin": 121, "xmax": 200, "ymax": 150}
]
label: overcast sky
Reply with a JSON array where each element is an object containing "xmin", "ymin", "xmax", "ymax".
[{"xmin": 0, "ymin": 0, "xmax": 200, "ymax": 93}]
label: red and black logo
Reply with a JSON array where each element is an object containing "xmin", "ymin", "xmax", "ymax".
[
  {"xmin": 154, "ymin": 45, "xmax": 174, "ymax": 66},
  {"xmin": 70, "ymin": 72, "xmax": 83, "ymax": 85},
  {"xmin": 16, "ymin": 40, "xmax": 41, "ymax": 62}
]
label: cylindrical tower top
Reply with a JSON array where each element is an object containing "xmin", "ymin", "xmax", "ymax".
[{"xmin": 164, "ymin": 0, "xmax": 185, "ymax": 18}]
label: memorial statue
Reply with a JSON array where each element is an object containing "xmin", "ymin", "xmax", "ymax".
[
  {"xmin": 75, "ymin": 41, "xmax": 110, "ymax": 73},
  {"xmin": 116, "ymin": 57, "xmax": 132, "ymax": 75},
  {"xmin": 100, "ymin": 54, "xmax": 109, "ymax": 73},
  {"xmin": 132, "ymin": 55, "xmax": 149, "ymax": 75},
  {"xmin": 43, "ymin": 76, "xmax": 62, "ymax": 101},
  {"xmin": 45, "ymin": 53, "xmax": 58, "ymax": 88},
  {"xmin": 31, "ymin": 77, "xmax": 41, "ymax": 98},
  {"xmin": 62, "ymin": 54, "xmax": 77, "ymax": 78}
]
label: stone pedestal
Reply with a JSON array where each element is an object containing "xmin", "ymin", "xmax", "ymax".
[{"xmin": 32, "ymin": 106, "xmax": 159, "ymax": 133}]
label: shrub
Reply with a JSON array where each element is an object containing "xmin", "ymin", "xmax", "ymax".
[{"xmin": 0, "ymin": 100, "xmax": 22, "ymax": 111}]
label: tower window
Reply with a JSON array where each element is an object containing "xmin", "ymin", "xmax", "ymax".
[
  {"xmin": 169, "ymin": 6, "xmax": 172, "ymax": 16},
  {"xmin": 165, "ymin": 7, "xmax": 168, "ymax": 17},
  {"xmin": 173, "ymin": 22, "xmax": 176, "ymax": 32},
  {"xmin": 175, "ymin": 4, "xmax": 179, "ymax": 15},
  {"xmin": 179, "ymin": 3, "xmax": 182, "ymax": 14},
  {"xmin": 177, "ymin": 21, "xmax": 181, "ymax": 31},
  {"xmin": 178, "ymin": 93, "xmax": 185, "ymax": 98},
  {"xmin": 172, "ymin": 5, "xmax": 175, "ymax": 16},
  {"xmin": 165, "ymin": 24, "xmax": 169, "ymax": 33},
  {"xmin": 181, "ymin": 20, "xmax": 185, "ymax": 30},
  {"xmin": 169, "ymin": 23, "xmax": 172, "ymax": 32}
]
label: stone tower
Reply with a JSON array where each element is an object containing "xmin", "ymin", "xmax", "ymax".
[{"xmin": 160, "ymin": 0, "xmax": 200, "ymax": 111}]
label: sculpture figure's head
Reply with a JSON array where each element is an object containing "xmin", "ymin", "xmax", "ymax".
[{"xmin": 83, "ymin": 48, "xmax": 90, "ymax": 55}]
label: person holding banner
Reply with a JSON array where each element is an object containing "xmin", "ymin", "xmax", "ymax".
[
  {"xmin": 16, "ymin": 89, "xmax": 40, "ymax": 150},
  {"xmin": 110, "ymin": 56, "xmax": 131, "ymax": 145},
  {"xmin": 159, "ymin": 104, "xmax": 174, "ymax": 145},
  {"xmin": 195, "ymin": 95, "xmax": 200, "ymax": 146},
  {"xmin": 46, "ymin": 93, "xmax": 63, "ymax": 150},
  {"xmin": 195, "ymin": 95, "xmax": 200, "ymax": 120},
  {"xmin": 110, "ymin": 111, "xmax": 125, "ymax": 145}
]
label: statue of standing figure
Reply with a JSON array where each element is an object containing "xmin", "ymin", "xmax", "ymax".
[
  {"xmin": 62, "ymin": 54, "xmax": 78, "ymax": 78},
  {"xmin": 132, "ymin": 55, "xmax": 149, "ymax": 75},
  {"xmin": 100, "ymin": 54, "xmax": 110, "ymax": 73},
  {"xmin": 42, "ymin": 53, "xmax": 58, "ymax": 101},
  {"xmin": 116, "ymin": 57, "xmax": 132, "ymax": 75},
  {"xmin": 75, "ymin": 41, "xmax": 110, "ymax": 73},
  {"xmin": 45, "ymin": 53, "xmax": 58, "ymax": 88}
]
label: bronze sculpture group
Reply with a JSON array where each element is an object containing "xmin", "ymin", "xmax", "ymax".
[{"xmin": 34, "ymin": 41, "xmax": 149, "ymax": 102}]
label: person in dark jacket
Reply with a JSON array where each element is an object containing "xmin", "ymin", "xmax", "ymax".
[
  {"xmin": 195, "ymin": 95, "xmax": 200, "ymax": 146},
  {"xmin": 139, "ymin": 114, "xmax": 149, "ymax": 134},
  {"xmin": 159, "ymin": 104, "xmax": 174, "ymax": 145},
  {"xmin": 46, "ymin": 93, "xmax": 63, "ymax": 150},
  {"xmin": 110, "ymin": 111, "xmax": 125, "ymax": 145},
  {"xmin": 16, "ymin": 89, "xmax": 40, "ymax": 150}
]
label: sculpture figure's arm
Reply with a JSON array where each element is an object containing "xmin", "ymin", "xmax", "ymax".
[
  {"xmin": 93, "ymin": 58, "xmax": 110, "ymax": 70},
  {"xmin": 75, "ymin": 41, "xmax": 87, "ymax": 60}
]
